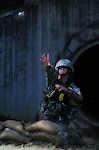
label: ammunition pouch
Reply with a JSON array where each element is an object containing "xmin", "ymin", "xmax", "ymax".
[
  {"xmin": 45, "ymin": 89, "xmax": 69, "ymax": 104},
  {"xmin": 39, "ymin": 91, "xmax": 78, "ymax": 123}
]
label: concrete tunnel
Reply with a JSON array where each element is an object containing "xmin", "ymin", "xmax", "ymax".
[{"xmin": 73, "ymin": 44, "xmax": 99, "ymax": 126}]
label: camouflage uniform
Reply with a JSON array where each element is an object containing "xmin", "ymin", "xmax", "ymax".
[{"xmin": 40, "ymin": 63, "xmax": 83, "ymax": 124}]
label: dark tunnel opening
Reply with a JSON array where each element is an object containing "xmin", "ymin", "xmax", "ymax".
[{"xmin": 73, "ymin": 44, "xmax": 99, "ymax": 123}]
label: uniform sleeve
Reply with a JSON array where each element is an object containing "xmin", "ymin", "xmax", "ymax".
[
  {"xmin": 45, "ymin": 66, "xmax": 58, "ymax": 88},
  {"xmin": 67, "ymin": 83, "xmax": 83, "ymax": 105}
]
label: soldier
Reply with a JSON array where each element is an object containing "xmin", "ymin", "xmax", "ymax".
[{"xmin": 40, "ymin": 54, "xmax": 83, "ymax": 124}]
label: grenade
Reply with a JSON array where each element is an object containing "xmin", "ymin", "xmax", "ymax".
[{"xmin": 59, "ymin": 93, "xmax": 64, "ymax": 101}]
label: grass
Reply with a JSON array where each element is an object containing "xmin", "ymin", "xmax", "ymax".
[
  {"xmin": 0, "ymin": 143, "xmax": 62, "ymax": 150},
  {"xmin": 0, "ymin": 145, "xmax": 56, "ymax": 150},
  {"xmin": 0, "ymin": 144, "xmax": 98, "ymax": 150}
]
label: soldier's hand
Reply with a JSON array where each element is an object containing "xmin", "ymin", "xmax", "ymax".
[
  {"xmin": 55, "ymin": 84, "xmax": 68, "ymax": 92},
  {"xmin": 40, "ymin": 54, "xmax": 51, "ymax": 67}
]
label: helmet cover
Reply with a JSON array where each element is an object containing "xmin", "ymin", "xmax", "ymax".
[{"xmin": 55, "ymin": 59, "xmax": 74, "ymax": 73}]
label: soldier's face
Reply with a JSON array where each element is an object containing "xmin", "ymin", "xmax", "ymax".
[{"xmin": 58, "ymin": 66, "xmax": 68, "ymax": 75}]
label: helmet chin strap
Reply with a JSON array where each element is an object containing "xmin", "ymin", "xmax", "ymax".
[{"xmin": 60, "ymin": 73, "xmax": 67, "ymax": 76}]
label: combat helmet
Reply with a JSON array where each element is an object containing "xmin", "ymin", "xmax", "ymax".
[{"xmin": 55, "ymin": 59, "xmax": 74, "ymax": 73}]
